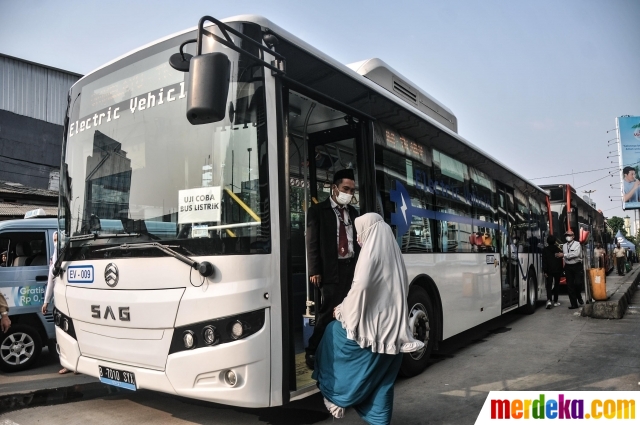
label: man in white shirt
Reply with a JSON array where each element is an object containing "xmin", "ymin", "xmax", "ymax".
[
  {"xmin": 613, "ymin": 242, "xmax": 626, "ymax": 276},
  {"xmin": 557, "ymin": 230, "xmax": 584, "ymax": 309}
]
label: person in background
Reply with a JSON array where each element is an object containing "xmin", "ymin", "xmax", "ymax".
[
  {"xmin": 626, "ymin": 249, "xmax": 633, "ymax": 270},
  {"xmin": 593, "ymin": 243, "xmax": 606, "ymax": 269},
  {"xmin": 613, "ymin": 242, "xmax": 626, "ymax": 276},
  {"xmin": 313, "ymin": 213, "xmax": 424, "ymax": 424},
  {"xmin": 305, "ymin": 169, "xmax": 360, "ymax": 369},
  {"xmin": 557, "ymin": 230, "xmax": 584, "ymax": 309},
  {"xmin": 542, "ymin": 235, "xmax": 563, "ymax": 309},
  {"xmin": 41, "ymin": 232, "xmax": 69, "ymax": 375},
  {"xmin": 0, "ymin": 251, "xmax": 7, "ymax": 267},
  {"xmin": 0, "ymin": 292, "xmax": 10, "ymax": 333}
]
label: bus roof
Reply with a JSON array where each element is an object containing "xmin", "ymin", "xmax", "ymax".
[{"xmin": 76, "ymin": 14, "xmax": 547, "ymax": 200}]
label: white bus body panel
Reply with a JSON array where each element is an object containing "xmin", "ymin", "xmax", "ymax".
[
  {"xmin": 56, "ymin": 252, "xmax": 277, "ymax": 406},
  {"xmin": 74, "ymin": 321, "xmax": 173, "ymax": 370},
  {"xmin": 404, "ymin": 253, "xmax": 501, "ymax": 340},
  {"xmin": 166, "ymin": 309, "xmax": 271, "ymax": 407},
  {"xmin": 66, "ymin": 287, "xmax": 184, "ymax": 329}
]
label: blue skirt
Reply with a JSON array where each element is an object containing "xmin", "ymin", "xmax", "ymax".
[{"xmin": 312, "ymin": 320, "xmax": 403, "ymax": 425}]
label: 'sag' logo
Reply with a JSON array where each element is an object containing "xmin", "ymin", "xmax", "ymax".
[{"xmin": 104, "ymin": 263, "xmax": 119, "ymax": 287}]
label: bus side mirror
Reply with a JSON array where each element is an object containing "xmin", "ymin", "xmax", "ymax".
[{"xmin": 187, "ymin": 52, "xmax": 231, "ymax": 125}]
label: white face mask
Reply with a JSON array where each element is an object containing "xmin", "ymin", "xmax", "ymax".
[
  {"xmin": 334, "ymin": 188, "xmax": 353, "ymax": 206},
  {"xmin": 566, "ymin": 236, "xmax": 574, "ymax": 242}
]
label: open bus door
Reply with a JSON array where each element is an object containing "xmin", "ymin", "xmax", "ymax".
[
  {"xmin": 497, "ymin": 184, "xmax": 519, "ymax": 311},
  {"xmin": 283, "ymin": 87, "xmax": 373, "ymax": 399}
]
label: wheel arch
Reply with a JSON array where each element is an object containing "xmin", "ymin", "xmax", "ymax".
[
  {"xmin": 409, "ymin": 274, "xmax": 443, "ymax": 344},
  {"xmin": 8, "ymin": 313, "xmax": 49, "ymax": 342}
]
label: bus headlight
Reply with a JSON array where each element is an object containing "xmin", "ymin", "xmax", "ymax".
[
  {"xmin": 169, "ymin": 309, "xmax": 265, "ymax": 354},
  {"xmin": 62, "ymin": 319, "xmax": 69, "ymax": 332},
  {"xmin": 229, "ymin": 321, "xmax": 244, "ymax": 340},
  {"xmin": 183, "ymin": 331, "xmax": 196, "ymax": 349},
  {"xmin": 224, "ymin": 370, "xmax": 238, "ymax": 387},
  {"xmin": 202, "ymin": 325, "xmax": 218, "ymax": 345}
]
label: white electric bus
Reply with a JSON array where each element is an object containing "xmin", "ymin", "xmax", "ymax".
[{"xmin": 53, "ymin": 14, "xmax": 550, "ymax": 407}]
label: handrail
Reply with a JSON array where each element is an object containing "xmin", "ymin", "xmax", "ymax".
[{"xmin": 224, "ymin": 188, "xmax": 261, "ymax": 222}]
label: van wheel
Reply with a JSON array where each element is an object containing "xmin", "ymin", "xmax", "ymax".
[
  {"xmin": 521, "ymin": 274, "xmax": 537, "ymax": 315},
  {"xmin": 399, "ymin": 286, "xmax": 436, "ymax": 377},
  {"xmin": 0, "ymin": 324, "xmax": 43, "ymax": 372}
]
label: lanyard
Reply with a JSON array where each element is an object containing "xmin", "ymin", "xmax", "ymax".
[{"xmin": 333, "ymin": 207, "xmax": 351, "ymax": 227}]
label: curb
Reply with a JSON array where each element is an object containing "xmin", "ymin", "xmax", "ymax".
[{"xmin": 581, "ymin": 269, "xmax": 640, "ymax": 319}]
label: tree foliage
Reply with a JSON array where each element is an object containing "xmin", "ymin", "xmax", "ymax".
[{"xmin": 608, "ymin": 216, "xmax": 626, "ymax": 235}]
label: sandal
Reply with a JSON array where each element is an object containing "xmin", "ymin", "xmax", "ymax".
[
  {"xmin": 59, "ymin": 368, "xmax": 70, "ymax": 374},
  {"xmin": 324, "ymin": 398, "xmax": 345, "ymax": 419}
]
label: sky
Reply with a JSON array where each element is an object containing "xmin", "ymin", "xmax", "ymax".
[{"xmin": 1, "ymin": 0, "xmax": 639, "ymax": 226}]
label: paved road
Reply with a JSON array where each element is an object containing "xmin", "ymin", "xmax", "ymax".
[{"xmin": 2, "ymin": 281, "xmax": 639, "ymax": 425}]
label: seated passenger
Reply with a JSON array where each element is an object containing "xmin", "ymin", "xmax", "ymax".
[{"xmin": 0, "ymin": 251, "xmax": 7, "ymax": 267}]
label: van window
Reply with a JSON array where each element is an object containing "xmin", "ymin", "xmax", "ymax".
[{"xmin": 0, "ymin": 232, "xmax": 48, "ymax": 268}]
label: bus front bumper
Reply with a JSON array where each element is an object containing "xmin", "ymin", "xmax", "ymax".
[{"xmin": 55, "ymin": 311, "xmax": 272, "ymax": 408}]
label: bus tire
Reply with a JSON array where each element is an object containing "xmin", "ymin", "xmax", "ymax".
[
  {"xmin": 521, "ymin": 274, "xmax": 537, "ymax": 315},
  {"xmin": 399, "ymin": 286, "xmax": 435, "ymax": 377},
  {"xmin": 0, "ymin": 324, "xmax": 43, "ymax": 372}
]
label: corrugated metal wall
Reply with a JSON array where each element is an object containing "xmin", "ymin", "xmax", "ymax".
[{"xmin": 0, "ymin": 55, "xmax": 80, "ymax": 126}]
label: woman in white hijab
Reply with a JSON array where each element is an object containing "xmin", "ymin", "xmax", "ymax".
[{"xmin": 312, "ymin": 213, "xmax": 424, "ymax": 424}]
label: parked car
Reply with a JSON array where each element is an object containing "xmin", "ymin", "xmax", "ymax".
[{"xmin": 0, "ymin": 212, "xmax": 57, "ymax": 372}]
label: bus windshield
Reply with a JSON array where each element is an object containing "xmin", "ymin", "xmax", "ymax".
[{"xmin": 59, "ymin": 25, "xmax": 270, "ymax": 260}]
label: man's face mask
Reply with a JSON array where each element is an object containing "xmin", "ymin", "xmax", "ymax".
[{"xmin": 333, "ymin": 186, "xmax": 353, "ymax": 206}]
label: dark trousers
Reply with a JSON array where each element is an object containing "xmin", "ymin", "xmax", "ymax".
[
  {"xmin": 306, "ymin": 259, "xmax": 356, "ymax": 354},
  {"xmin": 545, "ymin": 273, "xmax": 561, "ymax": 303},
  {"xmin": 616, "ymin": 257, "xmax": 625, "ymax": 275},
  {"xmin": 565, "ymin": 263, "xmax": 584, "ymax": 307}
]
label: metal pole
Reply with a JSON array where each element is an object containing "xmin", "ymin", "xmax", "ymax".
[{"xmin": 302, "ymin": 103, "xmax": 316, "ymax": 316}]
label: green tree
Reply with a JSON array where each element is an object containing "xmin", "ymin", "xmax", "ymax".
[{"xmin": 608, "ymin": 216, "xmax": 626, "ymax": 235}]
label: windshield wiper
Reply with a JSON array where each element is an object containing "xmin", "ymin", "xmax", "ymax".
[
  {"xmin": 94, "ymin": 242, "xmax": 213, "ymax": 277},
  {"xmin": 52, "ymin": 233, "xmax": 141, "ymax": 277},
  {"xmin": 68, "ymin": 233, "xmax": 141, "ymax": 242}
]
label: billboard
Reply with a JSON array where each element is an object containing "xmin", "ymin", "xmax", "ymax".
[{"xmin": 617, "ymin": 116, "xmax": 640, "ymax": 210}]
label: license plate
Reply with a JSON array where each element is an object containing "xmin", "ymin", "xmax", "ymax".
[
  {"xmin": 67, "ymin": 266, "xmax": 94, "ymax": 283},
  {"xmin": 98, "ymin": 365, "xmax": 137, "ymax": 391}
]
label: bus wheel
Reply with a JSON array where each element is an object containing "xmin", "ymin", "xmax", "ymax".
[
  {"xmin": 400, "ymin": 286, "xmax": 435, "ymax": 377},
  {"xmin": 0, "ymin": 324, "xmax": 43, "ymax": 372},
  {"xmin": 522, "ymin": 274, "xmax": 537, "ymax": 315}
]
